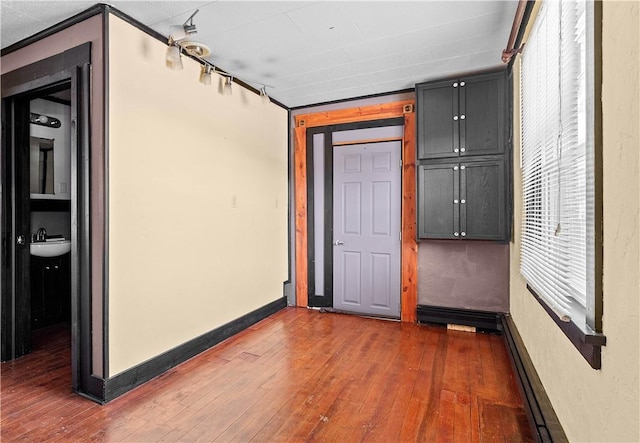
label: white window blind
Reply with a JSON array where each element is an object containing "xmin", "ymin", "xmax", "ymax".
[{"xmin": 520, "ymin": 0, "xmax": 594, "ymax": 323}]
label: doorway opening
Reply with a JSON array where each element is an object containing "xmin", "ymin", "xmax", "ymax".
[
  {"xmin": 1, "ymin": 44, "xmax": 93, "ymax": 394},
  {"xmin": 1, "ymin": 82, "xmax": 73, "ymax": 360},
  {"xmin": 306, "ymin": 119, "xmax": 404, "ymax": 318},
  {"xmin": 29, "ymin": 85, "xmax": 73, "ymax": 356}
]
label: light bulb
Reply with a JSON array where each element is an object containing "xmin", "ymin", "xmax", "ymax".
[{"xmin": 223, "ymin": 77, "xmax": 233, "ymax": 95}]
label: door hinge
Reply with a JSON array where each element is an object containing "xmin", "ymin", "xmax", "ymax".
[
  {"xmin": 399, "ymin": 231, "xmax": 402, "ymax": 242},
  {"xmin": 399, "ymin": 159, "xmax": 403, "ymax": 169}
]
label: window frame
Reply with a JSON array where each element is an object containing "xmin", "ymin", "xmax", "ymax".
[{"xmin": 518, "ymin": 0, "xmax": 605, "ymax": 369}]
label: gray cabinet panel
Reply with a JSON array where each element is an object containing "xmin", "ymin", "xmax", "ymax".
[
  {"xmin": 418, "ymin": 163, "xmax": 459, "ymax": 239},
  {"xmin": 460, "ymin": 160, "xmax": 505, "ymax": 240},
  {"xmin": 460, "ymin": 73, "xmax": 505, "ymax": 157},
  {"xmin": 417, "ymin": 80, "xmax": 458, "ymax": 159}
]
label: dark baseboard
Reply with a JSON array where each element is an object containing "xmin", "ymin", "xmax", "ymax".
[
  {"xmin": 416, "ymin": 305, "xmax": 503, "ymax": 332},
  {"xmin": 501, "ymin": 314, "xmax": 568, "ymax": 443},
  {"xmin": 85, "ymin": 296, "xmax": 287, "ymax": 403}
]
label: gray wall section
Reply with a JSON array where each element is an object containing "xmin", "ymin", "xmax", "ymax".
[{"xmin": 418, "ymin": 240, "xmax": 509, "ymax": 312}]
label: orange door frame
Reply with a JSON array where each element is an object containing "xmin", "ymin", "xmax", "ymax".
[{"xmin": 293, "ymin": 100, "xmax": 418, "ymax": 322}]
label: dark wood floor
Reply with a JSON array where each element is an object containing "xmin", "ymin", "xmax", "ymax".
[{"xmin": 1, "ymin": 308, "xmax": 532, "ymax": 442}]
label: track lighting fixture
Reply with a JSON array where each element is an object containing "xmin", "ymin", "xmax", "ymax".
[
  {"xmin": 199, "ymin": 65, "xmax": 212, "ymax": 86},
  {"xmin": 169, "ymin": 9, "xmax": 200, "ymax": 41},
  {"xmin": 260, "ymin": 86, "xmax": 271, "ymax": 104},
  {"xmin": 163, "ymin": 9, "xmax": 276, "ymax": 104},
  {"xmin": 223, "ymin": 76, "xmax": 233, "ymax": 95},
  {"xmin": 166, "ymin": 36, "xmax": 183, "ymax": 71}
]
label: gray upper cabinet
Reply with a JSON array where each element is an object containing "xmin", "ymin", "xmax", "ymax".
[
  {"xmin": 416, "ymin": 69, "xmax": 511, "ymax": 241},
  {"xmin": 417, "ymin": 71, "xmax": 506, "ymax": 159},
  {"xmin": 418, "ymin": 159, "xmax": 506, "ymax": 240}
]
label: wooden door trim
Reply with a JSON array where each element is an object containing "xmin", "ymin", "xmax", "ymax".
[{"xmin": 294, "ymin": 100, "xmax": 418, "ymax": 322}]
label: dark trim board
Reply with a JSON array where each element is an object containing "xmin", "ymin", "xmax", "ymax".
[
  {"xmin": 2, "ymin": 4, "xmax": 287, "ymax": 111},
  {"xmin": 527, "ymin": 285, "xmax": 605, "ymax": 369},
  {"xmin": 501, "ymin": 314, "xmax": 568, "ymax": 443},
  {"xmin": 98, "ymin": 296, "xmax": 287, "ymax": 403},
  {"xmin": 1, "ymin": 5, "xmax": 104, "ymax": 57},
  {"xmin": 290, "ymin": 88, "xmax": 415, "ymax": 111},
  {"xmin": 416, "ymin": 305, "xmax": 503, "ymax": 332}
]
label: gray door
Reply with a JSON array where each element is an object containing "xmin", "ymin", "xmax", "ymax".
[{"xmin": 333, "ymin": 141, "xmax": 401, "ymax": 317}]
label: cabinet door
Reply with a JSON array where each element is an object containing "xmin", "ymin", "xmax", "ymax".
[
  {"xmin": 418, "ymin": 163, "xmax": 459, "ymax": 239},
  {"xmin": 459, "ymin": 72, "xmax": 506, "ymax": 156},
  {"xmin": 42, "ymin": 258, "xmax": 62, "ymax": 324},
  {"xmin": 460, "ymin": 159, "xmax": 505, "ymax": 240},
  {"xmin": 417, "ymin": 80, "xmax": 459, "ymax": 159},
  {"xmin": 31, "ymin": 257, "xmax": 45, "ymax": 328}
]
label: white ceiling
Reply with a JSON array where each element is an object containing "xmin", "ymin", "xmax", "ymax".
[{"xmin": 1, "ymin": 1, "xmax": 518, "ymax": 108}]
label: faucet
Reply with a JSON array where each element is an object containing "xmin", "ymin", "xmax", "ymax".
[{"xmin": 36, "ymin": 227, "xmax": 47, "ymax": 242}]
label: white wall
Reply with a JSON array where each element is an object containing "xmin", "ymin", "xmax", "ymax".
[
  {"xmin": 107, "ymin": 15, "xmax": 289, "ymax": 376},
  {"xmin": 509, "ymin": 2, "xmax": 639, "ymax": 441}
]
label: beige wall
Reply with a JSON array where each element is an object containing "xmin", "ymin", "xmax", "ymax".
[
  {"xmin": 107, "ymin": 16, "xmax": 288, "ymax": 376},
  {"xmin": 509, "ymin": 2, "xmax": 639, "ymax": 442}
]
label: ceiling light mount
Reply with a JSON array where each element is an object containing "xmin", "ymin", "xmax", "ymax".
[
  {"xmin": 260, "ymin": 86, "xmax": 271, "ymax": 104},
  {"xmin": 181, "ymin": 41, "xmax": 211, "ymax": 58},
  {"xmin": 183, "ymin": 9, "xmax": 199, "ymax": 35}
]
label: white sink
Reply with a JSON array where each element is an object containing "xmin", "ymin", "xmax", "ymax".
[{"xmin": 30, "ymin": 240, "xmax": 71, "ymax": 257}]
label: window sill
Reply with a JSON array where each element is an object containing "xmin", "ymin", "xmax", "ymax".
[{"xmin": 527, "ymin": 285, "xmax": 606, "ymax": 369}]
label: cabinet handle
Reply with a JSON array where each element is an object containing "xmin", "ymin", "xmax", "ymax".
[
  {"xmin": 45, "ymin": 266, "xmax": 50, "ymax": 270},
  {"xmin": 461, "ymin": 232, "xmax": 467, "ymax": 237},
  {"xmin": 460, "ymin": 81, "xmax": 466, "ymax": 87},
  {"xmin": 54, "ymin": 266, "xmax": 59, "ymax": 270},
  {"xmin": 454, "ymin": 232, "xmax": 460, "ymax": 237},
  {"xmin": 453, "ymin": 115, "xmax": 458, "ymax": 121},
  {"xmin": 460, "ymin": 114, "xmax": 466, "ymax": 120},
  {"xmin": 453, "ymin": 82, "xmax": 458, "ymax": 88},
  {"xmin": 460, "ymin": 165, "xmax": 466, "ymax": 170},
  {"xmin": 453, "ymin": 166, "xmax": 459, "ymax": 171},
  {"xmin": 461, "ymin": 199, "xmax": 466, "ymax": 204},
  {"xmin": 454, "ymin": 199, "xmax": 459, "ymax": 204},
  {"xmin": 460, "ymin": 148, "xmax": 466, "ymax": 153},
  {"xmin": 454, "ymin": 148, "xmax": 459, "ymax": 153}
]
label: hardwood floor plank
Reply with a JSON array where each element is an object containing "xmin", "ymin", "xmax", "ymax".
[{"xmin": 1, "ymin": 309, "xmax": 533, "ymax": 442}]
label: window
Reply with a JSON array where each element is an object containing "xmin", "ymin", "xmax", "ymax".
[{"xmin": 520, "ymin": 0, "xmax": 604, "ymax": 367}]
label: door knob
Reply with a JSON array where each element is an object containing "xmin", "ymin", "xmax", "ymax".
[{"xmin": 333, "ymin": 240, "xmax": 344, "ymax": 246}]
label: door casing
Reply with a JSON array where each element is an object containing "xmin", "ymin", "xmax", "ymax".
[
  {"xmin": 306, "ymin": 119, "xmax": 404, "ymax": 314},
  {"xmin": 0, "ymin": 43, "xmax": 93, "ymax": 393},
  {"xmin": 294, "ymin": 101, "xmax": 418, "ymax": 322}
]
